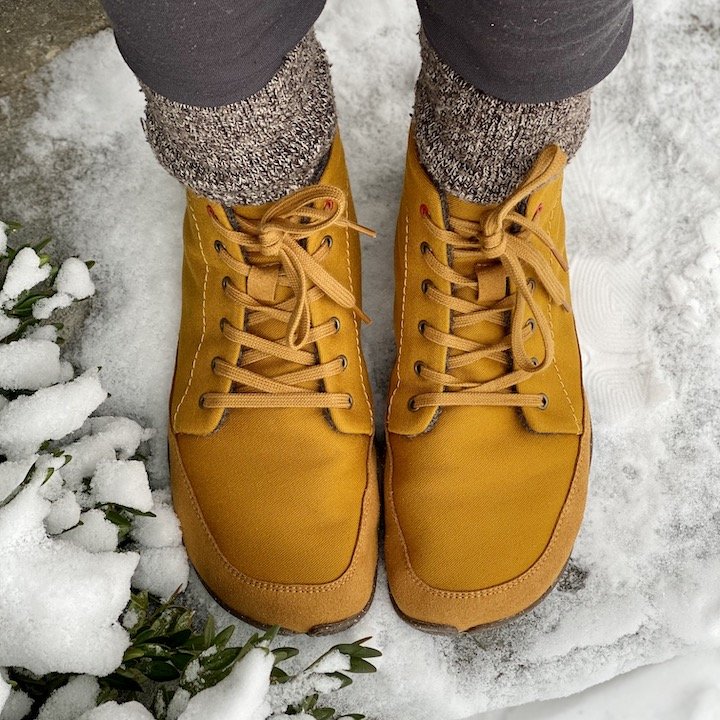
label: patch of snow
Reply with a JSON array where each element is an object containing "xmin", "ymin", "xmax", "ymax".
[
  {"xmin": 0, "ymin": 248, "xmax": 50, "ymax": 308},
  {"xmin": 78, "ymin": 701, "xmax": 155, "ymax": 720},
  {"xmin": 178, "ymin": 647, "xmax": 273, "ymax": 720},
  {"xmin": 0, "ymin": 456, "xmax": 36, "ymax": 504},
  {"xmin": 130, "ymin": 500, "xmax": 182, "ymax": 548},
  {"xmin": 132, "ymin": 546, "xmax": 189, "ymax": 599},
  {"xmin": 37, "ymin": 675, "xmax": 99, "ymax": 720},
  {"xmin": 45, "ymin": 489, "xmax": 82, "ymax": 534},
  {"xmin": 0, "ymin": 685, "xmax": 32, "ymax": 720},
  {"xmin": 0, "ymin": 221, "xmax": 8, "ymax": 257},
  {"xmin": 0, "ymin": 339, "xmax": 64, "ymax": 390},
  {"xmin": 62, "ymin": 508, "xmax": 118, "ymax": 552},
  {"xmin": 0, "ymin": 370, "xmax": 106, "ymax": 459},
  {"xmin": 91, "ymin": 459, "xmax": 152, "ymax": 511},
  {"xmin": 0, "ymin": 314, "xmax": 19, "ymax": 342},
  {"xmin": 0, "ymin": 480, "xmax": 137, "ymax": 675}
]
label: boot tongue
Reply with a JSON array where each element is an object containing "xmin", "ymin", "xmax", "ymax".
[
  {"xmin": 227, "ymin": 200, "xmax": 321, "ymax": 390},
  {"xmin": 442, "ymin": 191, "xmax": 511, "ymax": 385}
]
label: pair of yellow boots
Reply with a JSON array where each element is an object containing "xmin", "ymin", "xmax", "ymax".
[{"xmin": 168, "ymin": 127, "xmax": 591, "ymax": 634}]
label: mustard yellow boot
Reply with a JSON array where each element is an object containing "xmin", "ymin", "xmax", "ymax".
[
  {"xmin": 384, "ymin": 130, "xmax": 591, "ymax": 632},
  {"xmin": 168, "ymin": 132, "xmax": 379, "ymax": 633}
]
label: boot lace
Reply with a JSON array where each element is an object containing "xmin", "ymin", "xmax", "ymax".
[
  {"xmin": 200, "ymin": 185, "xmax": 374, "ymax": 410},
  {"xmin": 410, "ymin": 146, "xmax": 570, "ymax": 411}
]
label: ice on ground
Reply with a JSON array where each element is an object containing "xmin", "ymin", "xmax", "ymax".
[
  {"xmin": 0, "ymin": 370, "xmax": 107, "ymax": 459},
  {"xmin": 178, "ymin": 647, "xmax": 273, "ymax": 720},
  {"xmin": 0, "ymin": 479, "xmax": 137, "ymax": 675},
  {"xmin": 79, "ymin": 701, "xmax": 155, "ymax": 720},
  {"xmin": 0, "ymin": 339, "xmax": 65, "ymax": 390},
  {"xmin": 91, "ymin": 459, "xmax": 153, "ymax": 512},
  {"xmin": 0, "ymin": 247, "xmax": 50, "ymax": 308},
  {"xmin": 2, "ymin": 0, "xmax": 719, "ymax": 715},
  {"xmin": 132, "ymin": 546, "xmax": 189, "ymax": 600},
  {"xmin": 63, "ymin": 508, "xmax": 118, "ymax": 552},
  {"xmin": 37, "ymin": 675, "xmax": 99, "ymax": 720}
]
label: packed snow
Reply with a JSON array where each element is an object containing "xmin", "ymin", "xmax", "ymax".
[{"xmin": 1, "ymin": 0, "xmax": 719, "ymax": 716}]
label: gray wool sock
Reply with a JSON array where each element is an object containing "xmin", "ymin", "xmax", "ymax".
[
  {"xmin": 413, "ymin": 31, "xmax": 591, "ymax": 205},
  {"xmin": 140, "ymin": 30, "xmax": 336, "ymax": 206}
]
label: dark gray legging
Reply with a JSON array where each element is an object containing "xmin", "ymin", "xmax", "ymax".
[{"xmin": 100, "ymin": 0, "xmax": 633, "ymax": 106}]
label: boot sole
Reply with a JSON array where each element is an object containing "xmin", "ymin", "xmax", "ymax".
[
  {"xmin": 194, "ymin": 567, "xmax": 377, "ymax": 637},
  {"xmin": 389, "ymin": 556, "xmax": 570, "ymax": 636}
]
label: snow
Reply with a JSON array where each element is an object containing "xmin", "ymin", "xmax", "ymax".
[
  {"xmin": 0, "ymin": 339, "xmax": 65, "ymax": 390},
  {"xmin": 44, "ymin": 488, "xmax": 82, "ymax": 534},
  {"xmin": 132, "ymin": 546, "xmax": 189, "ymax": 599},
  {"xmin": 0, "ymin": 314, "xmax": 19, "ymax": 342},
  {"xmin": 61, "ymin": 416, "xmax": 153, "ymax": 489},
  {"xmin": 130, "ymin": 499, "xmax": 182, "ymax": 547},
  {"xmin": 0, "ymin": 247, "xmax": 50, "ymax": 308},
  {"xmin": 37, "ymin": 675, "xmax": 99, "ymax": 720},
  {"xmin": 1, "ymin": 0, "xmax": 719, "ymax": 716},
  {"xmin": 0, "ymin": 685, "xmax": 32, "ymax": 720},
  {"xmin": 0, "ymin": 456, "xmax": 36, "ymax": 504},
  {"xmin": 178, "ymin": 647, "xmax": 274, "ymax": 720},
  {"xmin": 79, "ymin": 701, "xmax": 155, "ymax": 720},
  {"xmin": 63, "ymin": 508, "xmax": 119, "ymax": 552},
  {"xmin": 0, "ymin": 370, "xmax": 107, "ymax": 459},
  {"xmin": 91, "ymin": 459, "xmax": 153, "ymax": 511},
  {"xmin": 32, "ymin": 258, "xmax": 95, "ymax": 319},
  {"xmin": 0, "ymin": 221, "xmax": 8, "ymax": 257},
  {"xmin": 0, "ymin": 479, "xmax": 137, "ymax": 675}
]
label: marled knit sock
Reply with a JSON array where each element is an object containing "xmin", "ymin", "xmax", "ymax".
[
  {"xmin": 413, "ymin": 31, "xmax": 591, "ymax": 205},
  {"xmin": 140, "ymin": 30, "xmax": 336, "ymax": 206}
]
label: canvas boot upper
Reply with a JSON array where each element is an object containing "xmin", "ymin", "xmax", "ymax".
[
  {"xmin": 169, "ymin": 132, "xmax": 379, "ymax": 633},
  {"xmin": 384, "ymin": 132, "xmax": 591, "ymax": 631}
]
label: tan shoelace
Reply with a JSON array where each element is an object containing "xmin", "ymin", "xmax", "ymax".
[
  {"xmin": 200, "ymin": 185, "xmax": 374, "ymax": 410},
  {"xmin": 411, "ymin": 145, "xmax": 570, "ymax": 411}
]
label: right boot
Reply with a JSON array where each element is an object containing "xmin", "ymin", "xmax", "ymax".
[{"xmin": 168, "ymin": 131, "xmax": 379, "ymax": 633}]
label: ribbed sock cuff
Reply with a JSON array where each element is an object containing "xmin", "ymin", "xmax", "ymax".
[
  {"xmin": 413, "ymin": 31, "xmax": 591, "ymax": 205},
  {"xmin": 141, "ymin": 30, "xmax": 337, "ymax": 206}
]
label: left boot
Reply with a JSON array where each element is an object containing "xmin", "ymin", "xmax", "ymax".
[{"xmin": 384, "ymin": 130, "xmax": 591, "ymax": 632}]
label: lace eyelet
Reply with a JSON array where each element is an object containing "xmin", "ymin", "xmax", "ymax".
[
  {"xmin": 408, "ymin": 397, "xmax": 419, "ymax": 412},
  {"xmin": 220, "ymin": 317, "xmax": 228, "ymax": 332},
  {"xmin": 222, "ymin": 276, "xmax": 231, "ymax": 289},
  {"xmin": 418, "ymin": 320, "xmax": 427, "ymax": 335},
  {"xmin": 346, "ymin": 394, "xmax": 353, "ymax": 409},
  {"xmin": 211, "ymin": 356, "xmax": 222, "ymax": 372},
  {"xmin": 214, "ymin": 240, "xmax": 224, "ymax": 253},
  {"xmin": 525, "ymin": 318, "xmax": 536, "ymax": 332},
  {"xmin": 421, "ymin": 279, "xmax": 432, "ymax": 294},
  {"xmin": 420, "ymin": 242, "xmax": 431, "ymax": 255},
  {"xmin": 198, "ymin": 394, "xmax": 207, "ymax": 409},
  {"xmin": 539, "ymin": 393, "xmax": 549, "ymax": 410},
  {"xmin": 527, "ymin": 278, "xmax": 536, "ymax": 292},
  {"xmin": 530, "ymin": 356, "xmax": 539, "ymax": 367},
  {"xmin": 414, "ymin": 361, "xmax": 424, "ymax": 376},
  {"xmin": 331, "ymin": 316, "xmax": 341, "ymax": 332},
  {"xmin": 322, "ymin": 234, "xmax": 333, "ymax": 249},
  {"xmin": 419, "ymin": 204, "xmax": 429, "ymax": 217},
  {"xmin": 338, "ymin": 354, "xmax": 348, "ymax": 370}
]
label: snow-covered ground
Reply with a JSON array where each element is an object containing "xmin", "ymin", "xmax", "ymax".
[{"xmin": 2, "ymin": 0, "xmax": 720, "ymax": 716}]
